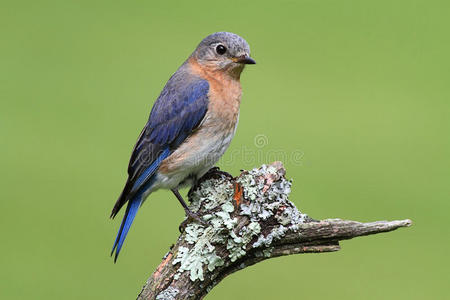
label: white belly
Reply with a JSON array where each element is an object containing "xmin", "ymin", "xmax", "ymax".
[{"xmin": 151, "ymin": 116, "xmax": 238, "ymax": 191}]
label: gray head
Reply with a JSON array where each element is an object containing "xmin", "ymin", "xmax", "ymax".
[{"xmin": 191, "ymin": 32, "xmax": 255, "ymax": 76}]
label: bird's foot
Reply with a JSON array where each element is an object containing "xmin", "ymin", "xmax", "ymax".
[
  {"xmin": 188, "ymin": 167, "xmax": 232, "ymax": 198},
  {"xmin": 179, "ymin": 209, "xmax": 208, "ymax": 233},
  {"xmin": 205, "ymin": 167, "xmax": 233, "ymax": 180}
]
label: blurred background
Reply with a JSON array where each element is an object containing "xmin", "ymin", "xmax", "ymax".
[{"xmin": 1, "ymin": 0, "xmax": 449, "ymax": 299}]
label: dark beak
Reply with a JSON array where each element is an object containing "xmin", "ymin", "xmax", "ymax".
[{"xmin": 234, "ymin": 55, "xmax": 256, "ymax": 65}]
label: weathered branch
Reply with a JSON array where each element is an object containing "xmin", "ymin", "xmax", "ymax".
[{"xmin": 137, "ymin": 162, "xmax": 412, "ymax": 300}]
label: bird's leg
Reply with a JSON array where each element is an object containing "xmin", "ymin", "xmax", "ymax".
[{"xmin": 171, "ymin": 188, "xmax": 207, "ymax": 231}]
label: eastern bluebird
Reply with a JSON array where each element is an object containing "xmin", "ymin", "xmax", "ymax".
[{"xmin": 110, "ymin": 32, "xmax": 255, "ymax": 261}]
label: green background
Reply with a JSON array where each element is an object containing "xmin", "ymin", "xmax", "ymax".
[{"xmin": 1, "ymin": 0, "xmax": 449, "ymax": 299}]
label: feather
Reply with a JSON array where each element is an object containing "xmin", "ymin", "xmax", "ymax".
[
  {"xmin": 111, "ymin": 196, "xmax": 142, "ymax": 262},
  {"xmin": 110, "ymin": 76, "xmax": 209, "ymax": 219},
  {"xmin": 110, "ymin": 69, "xmax": 210, "ymax": 261}
]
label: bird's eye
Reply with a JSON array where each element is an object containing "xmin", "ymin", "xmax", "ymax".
[{"xmin": 215, "ymin": 44, "xmax": 227, "ymax": 55}]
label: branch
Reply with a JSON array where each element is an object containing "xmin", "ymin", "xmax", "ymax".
[{"xmin": 137, "ymin": 162, "xmax": 412, "ymax": 300}]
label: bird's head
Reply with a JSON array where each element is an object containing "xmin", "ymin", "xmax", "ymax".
[{"xmin": 191, "ymin": 32, "xmax": 255, "ymax": 78}]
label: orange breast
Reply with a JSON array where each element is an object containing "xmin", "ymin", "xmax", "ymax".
[
  {"xmin": 158, "ymin": 59, "xmax": 243, "ymax": 174},
  {"xmin": 188, "ymin": 57, "xmax": 242, "ymax": 126}
]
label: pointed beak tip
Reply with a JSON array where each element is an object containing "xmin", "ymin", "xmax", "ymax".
[
  {"xmin": 234, "ymin": 56, "xmax": 256, "ymax": 65},
  {"xmin": 245, "ymin": 57, "xmax": 256, "ymax": 65}
]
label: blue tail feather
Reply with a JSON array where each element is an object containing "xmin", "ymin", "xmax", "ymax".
[
  {"xmin": 111, "ymin": 148, "xmax": 171, "ymax": 262},
  {"xmin": 111, "ymin": 196, "xmax": 142, "ymax": 262}
]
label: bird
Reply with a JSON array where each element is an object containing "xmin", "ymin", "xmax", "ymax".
[{"xmin": 110, "ymin": 32, "xmax": 255, "ymax": 262}]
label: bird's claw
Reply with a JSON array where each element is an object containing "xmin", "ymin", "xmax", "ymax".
[
  {"xmin": 207, "ymin": 167, "xmax": 232, "ymax": 180},
  {"xmin": 179, "ymin": 209, "xmax": 208, "ymax": 233}
]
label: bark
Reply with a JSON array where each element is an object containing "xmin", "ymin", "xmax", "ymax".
[{"xmin": 137, "ymin": 162, "xmax": 412, "ymax": 300}]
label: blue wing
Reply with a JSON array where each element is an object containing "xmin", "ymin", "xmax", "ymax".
[{"xmin": 111, "ymin": 74, "xmax": 209, "ymax": 261}]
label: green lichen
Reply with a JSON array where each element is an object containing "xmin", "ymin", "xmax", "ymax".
[
  {"xmin": 172, "ymin": 178, "xmax": 236, "ymax": 282},
  {"xmin": 156, "ymin": 286, "xmax": 179, "ymax": 300},
  {"xmin": 185, "ymin": 223, "xmax": 204, "ymax": 244},
  {"xmin": 227, "ymin": 222, "xmax": 261, "ymax": 261},
  {"xmin": 172, "ymin": 164, "xmax": 308, "ymax": 283},
  {"xmin": 254, "ymin": 247, "xmax": 274, "ymax": 258},
  {"xmin": 263, "ymin": 247, "xmax": 274, "ymax": 258},
  {"xmin": 221, "ymin": 201, "xmax": 234, "ymax": 213},
  {"xmin": 189, "ymin": 177, "xmax": 234, "ymax": 213},
  {"xmin": 208, "ymin": 201, "xmax": 237, "ymax": 233},
  {"xmin": 236, "ymin": 164, "xmax": 308, "ymax": 248},
  {"xmin": 253, "ymin": 225, "xmax": 288, "ymax": 248},
  {"xmin": 173, "ymin": 226, "xmax": 225, "ymax": 281},
  {"xmin": 205, "ymin": 251, "xmax": 224, "ymax": 271},
  {"xmin": 276, "ymin": 206, "xmax": 295, "ymax": 226},
  {"xmin": 236, "ymin": 173, "xmax": 258, "ymax": 201}
]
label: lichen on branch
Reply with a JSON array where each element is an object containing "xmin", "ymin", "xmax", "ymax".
[
  {"xmin": 137, "ymin": 162, "xmax": 411, "ymax": 300},
  {"xmin": 171, "ymin": 162, "xmax": 309, "ymax": 283}
]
